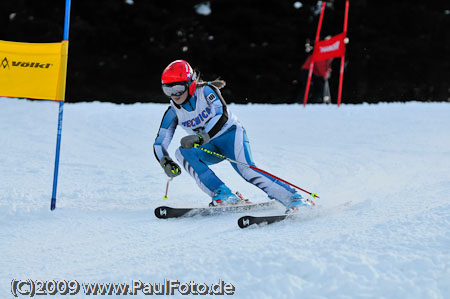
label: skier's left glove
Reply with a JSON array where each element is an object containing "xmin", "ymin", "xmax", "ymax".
[{"xmin": 180, "ymin": 132, "xmax": 210, "ymax": 149}]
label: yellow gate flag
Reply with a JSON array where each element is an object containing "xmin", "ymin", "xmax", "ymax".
[{"xmin": 0, "ymin": 40, "xmax": 68, "ymax": 101}]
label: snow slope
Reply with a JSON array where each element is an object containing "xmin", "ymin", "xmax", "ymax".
[{"xmin": 1, "ymin": 99, "xmax": 449, "ymax": 298}]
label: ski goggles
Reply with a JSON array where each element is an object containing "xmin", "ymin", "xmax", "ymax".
[{"xmin": 162, "ymin": 82, "xmax": 188, "ymax": 97}]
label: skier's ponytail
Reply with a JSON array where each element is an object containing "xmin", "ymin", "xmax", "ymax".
[{"xmin": 196, "ymin": 74, "xmax": 226, "ymax": 89}]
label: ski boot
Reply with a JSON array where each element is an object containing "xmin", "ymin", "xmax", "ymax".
[
  {"xmin": 210, "ymin": 184, "xmax": 247, "ymax": 206},
  {"xmin": 285, "ymin": 193, "xmax": 311, "ymax": 214}
]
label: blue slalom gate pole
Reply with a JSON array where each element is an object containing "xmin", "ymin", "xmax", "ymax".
[{"xmin": 51, "ymin": 0, "xmax": 71, "ymax": 211}]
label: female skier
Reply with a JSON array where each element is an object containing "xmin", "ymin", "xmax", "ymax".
[{"xmin": 153, "ymin": 60, "xmax": 310, "ymax": 213}]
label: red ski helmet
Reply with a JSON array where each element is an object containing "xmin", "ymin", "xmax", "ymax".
[{"xmin": 161, "ymin": 60, "xmax": 197, "ymax": 96}]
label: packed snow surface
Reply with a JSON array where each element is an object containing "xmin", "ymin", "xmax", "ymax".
[{"xmin": 1, "ymin": 99, "xmax": 449, "ymax": 298}]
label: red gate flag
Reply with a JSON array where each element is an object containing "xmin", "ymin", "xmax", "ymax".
[
  {"xmin": 312, "ymin": 32, "xmax": 346, "ymax": 62},
  {"xmin": 303, "ymin": 0, "xmax": 349, "ymax": 107}
]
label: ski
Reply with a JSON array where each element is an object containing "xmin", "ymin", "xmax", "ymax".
[
  {"xmin": 238, "ymin": 214, "xmax": 291, "ymax": 228},
  {"xmin": 238, "ymin": 201, "xmax": 353, "ymax": 229},
  {"xmin": 154, "ymin": 201, "xmax": 276, "ymax": 219}
]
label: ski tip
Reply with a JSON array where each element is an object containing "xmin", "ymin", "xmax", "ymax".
[
  {"xmin": 238, "ymin": 214, "xmax": 290, "ymax": 228},
  {"xmin": 154, "ymin": 206, "xmax": 171, "ymax": 219},
  {"xmin": 237, "ymin": 216, "xmax": 255, "ymax": 229}
]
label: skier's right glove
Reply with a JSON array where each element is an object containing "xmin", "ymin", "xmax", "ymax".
[{"xmin": 160, "ymin": 156, "xmax": 181, "ymax": 178}]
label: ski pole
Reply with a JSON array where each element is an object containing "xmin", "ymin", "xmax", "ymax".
[
  {"xmin": 163, "ymin": 177, "xmax": 172, "ymax": 200},
  {"xmin": 193, "ymin": 144, "xmax": 319, "ymax": 199}
]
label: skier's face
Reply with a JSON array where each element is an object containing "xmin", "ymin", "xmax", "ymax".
[{"xmin": 171, "ymin": 90, "xmax": 188, "ymax": 105}]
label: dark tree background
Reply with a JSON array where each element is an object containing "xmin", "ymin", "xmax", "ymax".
[{"xmin": 1, "ymin": 0, "xmax": 449, "ymax": 104}]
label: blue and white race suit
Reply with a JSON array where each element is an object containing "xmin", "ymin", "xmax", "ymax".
[{"xmin": 153, "ymin": 84, "xmax": 296, "ymax": 206}]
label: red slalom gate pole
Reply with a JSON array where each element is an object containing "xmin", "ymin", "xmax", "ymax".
[
  {"xmin": 303, "ymin": 1, "xmax": 326, "ymax": 107},
  {"xmin": 194, "ymin": 145, "xmax": 319, "ymax": 200},
  {"xmin": 337, "ymin": 0, "xmax": 349, "ymax": 107}
]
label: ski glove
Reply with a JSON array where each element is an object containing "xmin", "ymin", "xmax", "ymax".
[
  {"xmin": 180, "ymin": 132, "xmax": 210, "ymax": 149},
  {"xmin": 160, "ymin": 156, "xmax": 181, "ymax": 178}
]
